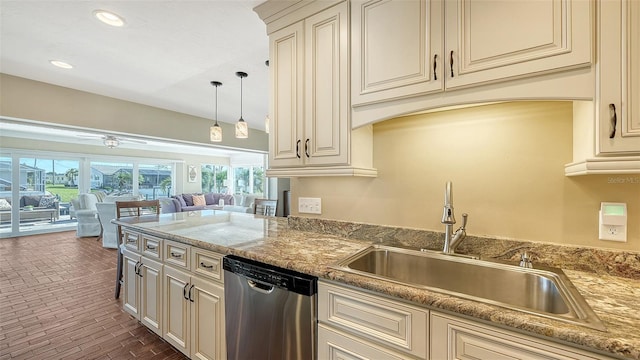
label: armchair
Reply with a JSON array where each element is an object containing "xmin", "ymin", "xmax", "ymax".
[
  {"xmin": 72, "ymin": 193, "xmax": 102, "ymax": 237},
  {"xmin": 95, "ymin": 203, "xmax": 117, "ymax": 248},
  {"xmin": 94, "ymin": 195, "xmax": 145, "ymax": 248}
]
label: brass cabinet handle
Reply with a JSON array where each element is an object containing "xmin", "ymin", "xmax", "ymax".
[
  {"xmin": 145, "ymin": 244, "xmax": 157, "ymax": 251},
  {"xmin": 296, "ymin": 139, "xmax": 301, "ymax": 159},
  {"xmin": 305, "ymin": 139, "xmax": 310, "ymax": 158},
  {"xmin": 170, "ymin": 252, "xmax": 183, "ymax": 259}
]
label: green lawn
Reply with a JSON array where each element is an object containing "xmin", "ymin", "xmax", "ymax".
[{"xmin": 45, "ymin": 185, "xmax": 79, "ymax": 202}]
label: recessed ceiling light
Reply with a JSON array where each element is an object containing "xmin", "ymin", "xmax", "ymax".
[
  {"xmin": 93, "ymin": 10, "xmax": 125, "ymax": 27},
  {"xmin": 50, "ymin": 60, "xmax": 73, "ymax": 69}
]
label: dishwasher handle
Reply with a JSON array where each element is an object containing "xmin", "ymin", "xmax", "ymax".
[{"xmin": 247, "ymin": 279, "xmax": 275, "ymax": 294}]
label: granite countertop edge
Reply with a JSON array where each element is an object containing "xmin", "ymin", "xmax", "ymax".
[{"xmin": 115, "ymin": 215, "xmax": 640, "ymax": 360}]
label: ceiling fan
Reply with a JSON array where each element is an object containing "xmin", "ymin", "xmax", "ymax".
[{"xmin": 76, "ymin": 134, "xmax": 147, "ymax": 148}]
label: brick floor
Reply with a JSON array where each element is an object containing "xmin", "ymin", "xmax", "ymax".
[{"xmin": 0, "ymin": 231, "xmax": 188, "ymax": 360}]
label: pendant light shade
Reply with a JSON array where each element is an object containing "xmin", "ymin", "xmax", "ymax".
[
  {"xmin": 235, "ymin": 71, "xmax": 249, "ymax": 139},
  {"xmin": 210, "ymin": 81, "xmax": 223, "ymax": 142}
]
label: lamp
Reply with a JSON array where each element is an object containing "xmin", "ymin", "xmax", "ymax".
[
  {"xmin": 235, "ymin": 71, "xmax": 249, "ymax": 139},
  {"xmin": 103, "ymin": 136, "xmax": 119, "ymax": 148},
  {"xmin": 210, "ymin": 81, "xmax": 223, "ymax": 142}
]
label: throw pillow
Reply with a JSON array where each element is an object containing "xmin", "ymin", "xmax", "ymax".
[
  {"xmin": 192, "ymin": 194, "xmax": 206, "ymax": 206},
  {"xmin": 0, "ymin": 199, "xmax": 11, "ymax": 211},
  {"xmin": 38, "ymin": 196, "xmax": 57, "ymax": 208},
  {"xmin": 23, "ymin": 195, "xmax": 42, "ymax": 207},
  {"xmin": 182, "ymin": 194, "xmax": 194, "ymax": 206}
]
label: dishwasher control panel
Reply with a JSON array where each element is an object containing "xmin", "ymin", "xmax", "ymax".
[{"xmin": 223, "ymin": 255, "xmax": 317, "ymax": 296}]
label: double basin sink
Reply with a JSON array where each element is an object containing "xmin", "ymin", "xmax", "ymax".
[{"xmin": 332, "ymin": 245, "xmax": 605, "ymax": 331}]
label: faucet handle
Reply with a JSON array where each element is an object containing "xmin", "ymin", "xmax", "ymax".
[{"xmin": 460, "ymin": 213, "xmax": 468, "ymax": 229}]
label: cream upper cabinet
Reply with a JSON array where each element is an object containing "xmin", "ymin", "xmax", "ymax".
[
  {"xmin": 596, "ymin": 0, "xmax": 640, "ymax": 155},
  {"xmin": 269, "ymin": 21, "xmax": 304, "ymax": 168},
  {"xmin": 444, "ymin": 0, "xmax": 592, "ymax": 90},
  {"xmin": 258, "ymin": 0, "xmax": 377, "ymax": 177},
  {"xmin": 351, "ymin": 0, "xmax": 444, "ymax": 106},
  {"xmin": 350, "ymin": 0, "xmax": 594, "ymax": 127},
  {"xmin": 566, "ymin": 0, "xmax": 640, "ymax": 175}
]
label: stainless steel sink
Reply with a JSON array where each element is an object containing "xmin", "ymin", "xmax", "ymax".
[{"xmin": 332, "ymin": 245, "xmax": 606, "ymax": 331}]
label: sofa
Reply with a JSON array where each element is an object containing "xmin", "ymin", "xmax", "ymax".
[
  {"xmin": 0, "ymin": 193, "xmax": 60, "ymax": 223},
  {"xmin": 160, "ymin": 193, "xmax": 256, "ymax": 214}
]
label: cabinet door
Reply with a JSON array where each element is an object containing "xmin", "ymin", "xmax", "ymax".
[
  {"xmin": 139, "ymin": 257, "xmax": 163, "ymax": 336},
  {"xmin": 351, "ymin": 0, "xmax": 444, "ymax": 106},
  {"xmin": 269, "ymin": 20, "xmax": 305, "ymax": 167},
  {"xmin": 122, "ymin": 249, "xmax": 140, "ymax": 318},
  {"xmin": 445, "ymin": 0, "xmax": 592, "ymax": 90},
  {"xmin": 163, "ymin": 266, "xmax": 190, "ymax": 356},
  {"xmin": 318, "ymin": 324, "xmax": 409, "ymax": 360},
  {"xmin": 597, "ymin": 0, "xmax": 640, "ymax": 154},
  {"xmin": 304, "ymin": 2, "xmax": 349, "ymax": 166},
  {"xmin": 190, "ymin": 276, "xmax": 226, "ymax": 360},
  {"xmin": 431, "ymin": 312, "xmax": 607, "ymax": 360}
]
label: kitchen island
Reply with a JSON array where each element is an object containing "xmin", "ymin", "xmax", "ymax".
[{"xmin": 114, "ymin": 210, "xmax": 640, "ymax": 360}]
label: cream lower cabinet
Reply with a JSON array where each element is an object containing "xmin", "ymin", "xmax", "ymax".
[
  {"xmin": 430, "ymin": 312, "xmax": 612, "ymax": 360},
  {"xmin": 319, "ymin": 281, "xmax": 611, "ymax": 360},
  {"xmin": 164, "ymin": 264, "xmax": 225, "ymax": 360},
  {"xmin": 122, "ymin": 248, "xmax": 163, "ymax": 336},
  {"xmin": 318, "ymin": 281, "xmax": 429, "ymax": 359}
]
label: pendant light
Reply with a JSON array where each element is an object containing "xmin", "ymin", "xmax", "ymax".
[
  {"xmin": 210, "ymin": 81, "xmax": 223, "ymax": 142},
  {"xmin": 235, "ymin": 71, "xmax": 249, "ymax": 139}
]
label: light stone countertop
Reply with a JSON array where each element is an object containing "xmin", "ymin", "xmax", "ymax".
[{"xmin": 115, "ymin": 210, "xmax": 640, "ymax": 360}]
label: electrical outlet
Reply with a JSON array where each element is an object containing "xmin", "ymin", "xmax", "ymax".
[
  {"xmin": 298, "ymin": 197, "xmax": 321, "ymax": 214},
  {"xmin": 598, "ymin": 203, "xmax": 627, "ymax": 242}
]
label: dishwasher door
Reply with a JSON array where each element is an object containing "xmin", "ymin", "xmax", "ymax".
[{"xmin": 223, "ymin": 255, "xmax": 317, "ymax": 360}]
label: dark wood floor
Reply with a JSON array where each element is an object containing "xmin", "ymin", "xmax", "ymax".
[{"xmin": 0, "ymin": 231, "xmax": 188, "ymax": 360}]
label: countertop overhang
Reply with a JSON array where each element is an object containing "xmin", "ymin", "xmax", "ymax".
[{"xmin": 114, "ymin": 210, "xmax": 640, "ymax": 360}]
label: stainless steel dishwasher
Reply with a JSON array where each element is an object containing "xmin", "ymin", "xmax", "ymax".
[{"xmin": 223, "ymin": 255, "xmax": 317, "ymax": 360}]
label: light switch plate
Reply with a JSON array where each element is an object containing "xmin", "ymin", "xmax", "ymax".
[{"xmin": 299, "ymin": 197, "xmax": 321, "ymax": 214}]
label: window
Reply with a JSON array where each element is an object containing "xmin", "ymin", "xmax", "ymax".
[
  {"xmin": 201, "ymin": 165, "xmax": 228, "ymax": 193},
  {"xmin": 233, "ymin": 165, "xmax": 265, "ymax": 196},
  {"xmin": 90, "ymin": 161, "xmax": 134, "ymax": 195},
  {"xmin": 139, "ymin": 163, "xmax": 173, "ymax": 199}
]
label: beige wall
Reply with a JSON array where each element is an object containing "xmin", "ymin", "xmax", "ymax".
[
  {"xmin": 0, "ymin": 74, "xmax": 268, "ymax": 152},
  {"xmin": 292, "ymin": 101, "xmax": 639, "ymax": 251}
]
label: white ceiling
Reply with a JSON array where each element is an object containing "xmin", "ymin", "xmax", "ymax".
[{"xmin": 0, "ymin": 0, "xmax": 270, "ymax": 131}]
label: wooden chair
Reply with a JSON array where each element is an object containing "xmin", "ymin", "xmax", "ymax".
[
  {"xmin": 254, "ymin": 199, "xmax": 277, "ymax": 216},
  {"xmin": 114, "ymin": 200, "xmax": 160, "ymax": 299}
]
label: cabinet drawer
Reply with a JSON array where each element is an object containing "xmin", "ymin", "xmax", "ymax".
[
  {"xmin": 141, "ymin": 235, "xmax": 162, "ymax": 259},
  {"xmin": 164, "ymin": 240, "xmax": 190, "ymax": 270},
  {"xmin": 192, "ymin": 248, "xmax": 224, "ymax": 283},
  {"xmin": 122, "ymin": 230, "xmax": 140, "ymax": 252},
  {"xmin": 319, "ymin": 281, "xmax": 428, "ymax": 358}
]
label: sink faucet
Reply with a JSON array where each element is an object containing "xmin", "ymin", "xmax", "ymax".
[{"xmin": 441, "ymin": 181, "xmax": 468, "ymax": 254}]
